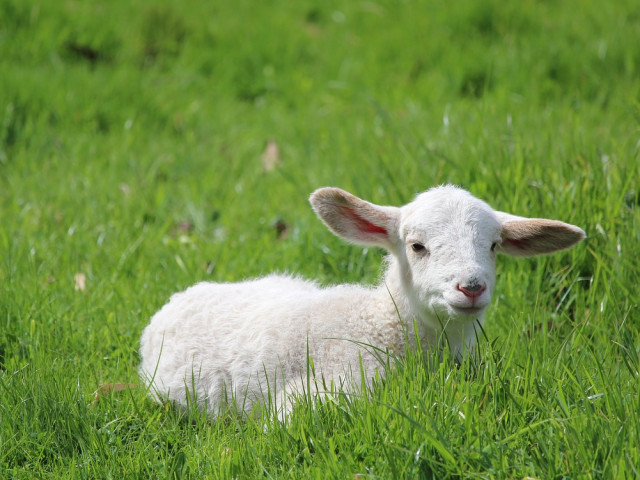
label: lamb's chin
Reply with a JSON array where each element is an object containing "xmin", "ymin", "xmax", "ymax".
[
  {"xmin": 422, "ymin": 301, "xmax": 479, "ymax": 323},
  {"xmin": 438, "ymin": 301, "xmax": 488, "ymax": 321},
  {"xmin": 450, "ymin": 305, "xmax": 485, "ymax": 317}
]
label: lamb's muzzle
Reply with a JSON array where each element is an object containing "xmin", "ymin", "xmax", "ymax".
[{"xmin": 457, "ymin": 282, "xmax": 486, "ymax": 298}]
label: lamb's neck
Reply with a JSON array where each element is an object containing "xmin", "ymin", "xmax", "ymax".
[
  {"xmin": 378, "ymin": 257, "xmax": 436, "ymax": 350},
  {"xmin": 381, "ymin": 256, "xmax": 417, "ymax": 321}
]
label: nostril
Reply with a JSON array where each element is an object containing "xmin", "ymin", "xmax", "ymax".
[{"xmin": 457, "ymin": 283, "xmax": 487, "ymax": 298}]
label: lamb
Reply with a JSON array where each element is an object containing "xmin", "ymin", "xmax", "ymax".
[{"xmin": 139, "ymin": 185, "xmax": 585, "ymax": 418}]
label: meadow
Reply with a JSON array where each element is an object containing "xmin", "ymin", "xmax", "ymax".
[{"xmin": 1, "ymin": 0, "xmax": 639, "ymax": 478}]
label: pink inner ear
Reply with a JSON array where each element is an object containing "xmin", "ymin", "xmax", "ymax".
[
  {"xmin": 506, "ymin": 238, "xmax": 528, "ymax": 249},
  {"xmin": 339, "ymin": 206, "xmax": 388, "ymax": 235}
]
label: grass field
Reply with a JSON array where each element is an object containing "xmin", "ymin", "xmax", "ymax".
[{"xmin": 1, "ymin": 0, "xmax": 640, "ymax": 478}]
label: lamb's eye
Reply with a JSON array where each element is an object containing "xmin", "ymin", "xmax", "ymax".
[
  {"xmin": 490, "ymin": 242, "xmax": 497, "ymax": 252},
  {"xmin": 411, "ymin": 243, "xmax": 426, "ymax": 253}
]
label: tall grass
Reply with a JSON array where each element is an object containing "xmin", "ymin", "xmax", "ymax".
[{"xmin": 1, "ymin": 0, "xmax": 639, "ymax": 478}]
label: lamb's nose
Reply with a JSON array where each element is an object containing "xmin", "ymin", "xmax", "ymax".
[{"xmin": 457, "ymin": 282, "xmax": 487, "ymax": 298}]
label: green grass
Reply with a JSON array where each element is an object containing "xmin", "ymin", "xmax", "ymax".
[{"xmin": 1, "ymin": 0, "xmax": 640, "ymax": 478}]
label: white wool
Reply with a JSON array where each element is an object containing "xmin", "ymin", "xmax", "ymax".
[{"xmin": 139, "ymin": 185, "xmax": 585, "ymax": 417}]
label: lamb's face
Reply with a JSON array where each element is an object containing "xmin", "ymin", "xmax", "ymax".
[{"xmin": 398, "ymin": 186, "xmax": 502, "ymax": 322}]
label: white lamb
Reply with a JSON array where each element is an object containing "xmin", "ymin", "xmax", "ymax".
[{"xmin": 139, "ymin": 185, "xmax": 585, "ymax": 418}]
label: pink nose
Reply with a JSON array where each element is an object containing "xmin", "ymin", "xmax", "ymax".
[{"xmin": 457, "ymin": 283, "xmax": 487, "ymax": 298}]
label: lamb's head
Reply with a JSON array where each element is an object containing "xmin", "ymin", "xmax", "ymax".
[
  {"xmin": 310, "ymin": 185, "xmax": 585, "ymax": 330},
  {"xmin": 397, "ymin": 186, "xmax": 501, "ymax": 322}
]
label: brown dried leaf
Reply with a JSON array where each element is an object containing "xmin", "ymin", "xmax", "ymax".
[
  {"xmin": 175, "ymin": 220, "xmax": 194, "ymax": 234},
  {"xmin": 273, "ymin": 219, "xmax": 289, "ymax": 239},
  {"xmin": 92, "ymin": 383, "xmax": 138, "ymax": 406},
  {"xmin": 74, "ymin": 273, "xmax": 86, "ymax": 291},
  {"xmin": 261, "ymin": 140, "xmax": 280, "ymax": 172}
]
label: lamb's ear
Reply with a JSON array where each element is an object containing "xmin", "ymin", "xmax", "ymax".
[
  {"xmin": 495, "ymin": 211, "xmax": 586, "ymax": 257},
  {"xmin": 309, "ymin": 187, "xmax": 400, "ymax": 250}
]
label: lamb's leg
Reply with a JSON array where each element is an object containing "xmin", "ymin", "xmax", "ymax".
[{"xmin": 272, "ymin": 375, "xmax": 335, "ymax": 422}]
